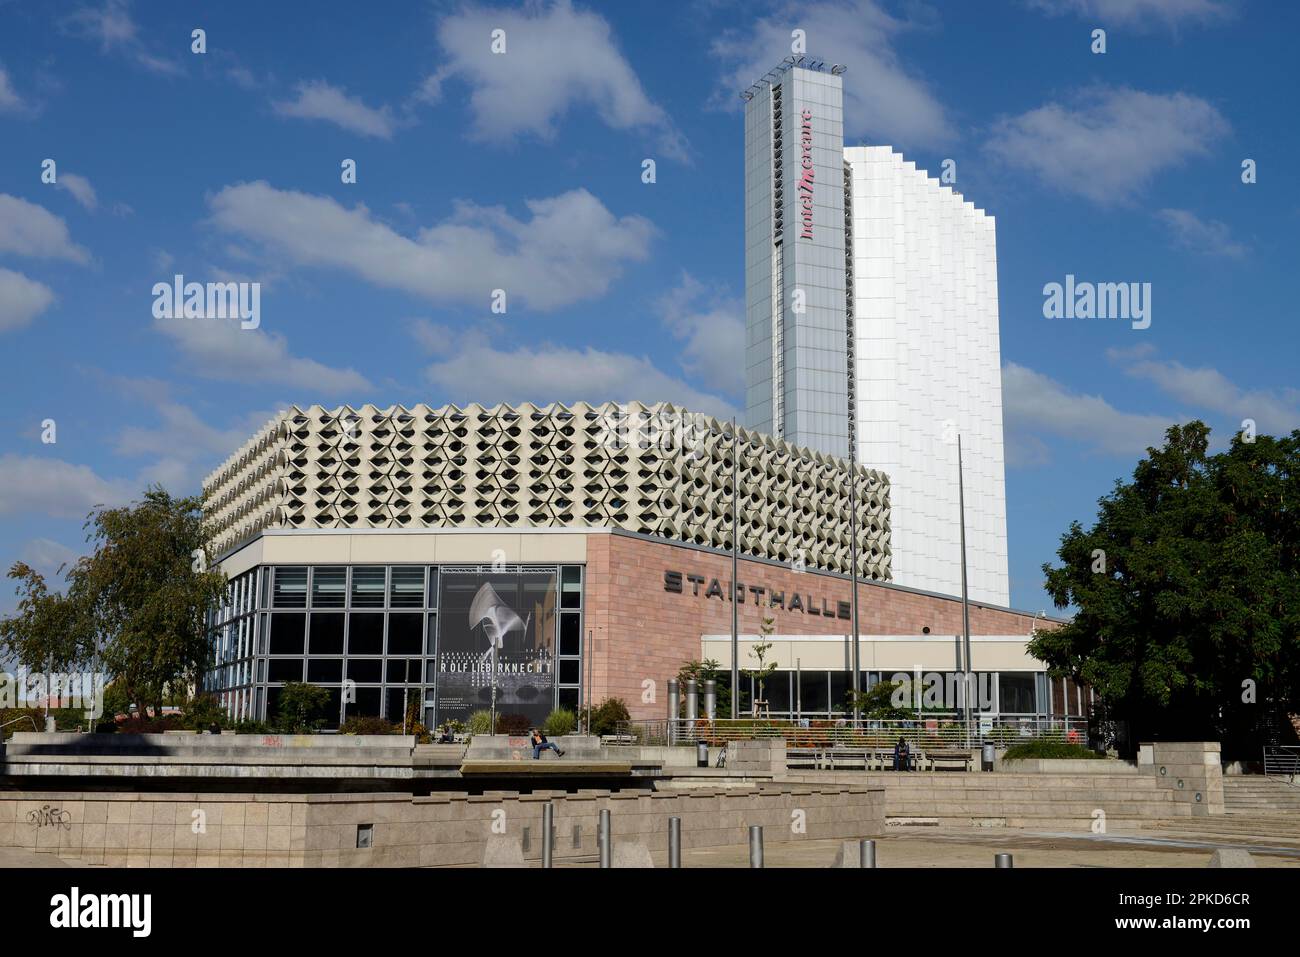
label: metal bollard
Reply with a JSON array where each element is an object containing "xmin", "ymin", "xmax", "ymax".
[
  {"xmin": 860, "ymin": 839, "xmax": 876, "ymax": 868},
  {"xmin": 995, "ymin": 852, "xmax": 1013, "ymax": 868},
  {"xmin": 668, "ymin": 816, "xmax": 681, "ymax": 869},
  {"xmin": 599, "ymin": 808, "xmax": 612, "ymax": 869},
  {"xmin": 749, "ymin": 825, "xmax": 764, "ymax": 868},
  {"xmin": 541, "ymin": 802, "xmax": 554, "ymax": 869}
]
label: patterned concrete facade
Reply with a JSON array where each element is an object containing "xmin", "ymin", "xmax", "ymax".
[{"xmin": 203, "ymin": 402, "xmax": 890, "ymax": 582}]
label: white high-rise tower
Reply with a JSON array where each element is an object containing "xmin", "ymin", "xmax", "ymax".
[
  {"xmin": 844, "ymin": 147, "xmax": 1009, "ymax": 606},
  {"xmin": 743, "ymin": 59, "xmax": 1010, "ymax": 605}
]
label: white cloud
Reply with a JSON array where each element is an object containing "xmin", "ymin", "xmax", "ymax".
[
  {"xmin": 424, "ymin": 330, "xmax": 739, "ymax": 419},
  {"xmin": 114, "ymin": 400, "xmax": 276, "ymax": 494},
  {"xmin": 1002, "ymin": 361, "xmax": 1178, "ymax": 463},
  {"xmin": 0, "ymin": 267, "xmax": 55, "ymax": 333},
  {"xmin": 207, "ymin": 181, "xmax": 654, "ymax": 310},
  {"xmin": 0, "ymin": 65, "xmax": 23, "ymax": 112},
  {"xmin": 18, "ymin": 538, "xmax": 82, "ymax": 579},
  {"xmin": 418, "ymin": 0, "xmax": 687, "ymax": 160},
  {"xmin": 63, "ymin": 0, "xmax": 182, "ymax": 75},
  {"xmin": 710, "ymin": 0, "xmax": 953, "ymax": 149},
  {"xmin": 1026, "ymin": 0, "xmax": 1233, "ymax": 28},
  {"xmin": 154, "ymin": 317, "xmax": 372, "ymax": 396},
  {"xmin": 656, "ymin": 273, "xmax": 746, "ymax": 398},
  {"xmin": 1109, "ymin": 349, "xmax": 1300, "ymax": 437},
  {"xmin": 985, "ymin": 87, "xmax": 1228, "ymax": 205},
  {"xmin": 1155, "ymin": 208, "xmax": 1248, "ymax": 259},
  {"xmin": 0, "ymin": 194, "xmax": 91, "ymax": 263},
  {"xmin": 0, "ymin": 454, "xmax": 135, "ymax": 518},
  {"xmin": 56, "ymin": 172, "xmax": 98, "ymax": 211},
  {"xmin": 273, "ymin": 80, "xmax": 397, "ymax": 139}
]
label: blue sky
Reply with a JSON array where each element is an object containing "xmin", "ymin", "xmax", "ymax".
[{"xmin": 0, "ymin": 0, "xmax": 1296, "ymax": 616}]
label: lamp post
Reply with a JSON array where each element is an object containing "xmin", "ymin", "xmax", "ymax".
[
  {"xmin": 849, "ymin": 456, "xmax": 861, "ymax": 728},
  {"xmin": 958, "ymin": 435, "xmax": 973, "ymax": 746},
  {"xmin": 730, "ymin": 417, "xmax": 740, "ymax": 720}
]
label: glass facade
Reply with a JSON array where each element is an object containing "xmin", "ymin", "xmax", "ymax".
[
  {"xmin": 727, "ymin": 669, "xmax": 1048, "ymax": 720},
  {"xmin": 205, "ymin": 563, "xmax": 585, "ymax": 729}
]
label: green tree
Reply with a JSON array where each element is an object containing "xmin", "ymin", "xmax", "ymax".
[
  {"xmin": 845, "ymin": 680, "xmax": 912, "ymax": 720},
  {"xmin": 1030, "ymin": 422, "xmax": 1300, "ymax": 756},
  {"xmin": 275, "ymin": 682, "xmax": 332, "ymax": 733},
  {"xmin": 0, "ymin": 562, "xmax": 95, "ymax": 673},
  {"xmin": 77, "ymin": 488, "xmax": 227, "ymax": 717},
  {"xmin": 744, "ymin": 617, "xmax": 780, "ymax": 714}
]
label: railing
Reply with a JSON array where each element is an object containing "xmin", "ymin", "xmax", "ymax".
[
  {"xmin": 612, "ymin": 716, "xmax": 1090, "ymax": 749},
  {"xmin": 1263, "ymin": 745, "xmax": 1300, "ymax": 784}
]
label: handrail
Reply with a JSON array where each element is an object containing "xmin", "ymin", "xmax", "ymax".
[
  {"xmin": 1263, "ymin": 745, "xmax": 1300, "ymax": 786},
  {"xmin": 613, "ymin": 716, "xmax": 1089, "ymax": 749},
  {"xmin": 1, "ymin": 714, "xmax": 42, "ymax": 735}
]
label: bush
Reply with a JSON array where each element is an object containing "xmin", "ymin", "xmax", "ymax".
[
  {"xmin": 339, "ymin": 716, "xmax": 398, "ymax": 735},
  {"xmin": 543, "ymin": 708, "xmax": 576, "ymax": 738},
  {"xmin": 580, "ymin": 698, "xmax": 631, "ymax": 738},
  {"xmin": 232, "ymin": 719, "xmax": 270, "ymax": 734},
  {"xmin": 467, "ymin": 710, "xmax": 494, "ymax": 735},
  {"xmin": 496, "ymin": 712, "xmax": 531, "ymax": 735},
  {"xmin": 118, "ymin": 713, "xmax": 186, "ymax": 734},
  {"xmin": 182, "ymin": 692, "xmax": 227, "ymax": 732},
  {"xmin": 1001, "ymin": 739, "xmax": 1103, "ymax": 761},
  {"xmin": 274, "ymin": 681, "xmax": 332, "ymax": 733}
]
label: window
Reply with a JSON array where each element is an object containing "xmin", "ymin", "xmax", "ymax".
[
  {"xmin": 560, "ymin": 566, "xmax": 582, "ymax": 609},
  {"xmin": 351, "ymin": 566, "xmax": 386, "ymax": 608},
  {"xmin": 390, "ymin": 567, "xmax": 425, "ymax": 608},
  {"xmin": 309, "ymin": 614, "xmax": 345, "ymax": 655},
  {"xmin": 425, "ymin": 613, "xmax": 438, "ymax": 655},
  {"xmin": 426, "ymin": 567, "xmax": 439, "ymax": 608},
  {"xmin": 346, "ymin": 687, "xmax": 381, "ymax": 718},
  {"xmin": 348, "ymin": 613, "xmax": 384, "ymax": 655},
  {"xmin": 1000, "ymin": 673, "xmax": 1037, "ymax": 715},
  {"xmin": 387, "ymin": 613, "xmax": 423, "ymax": 655},
  {"xmin": 311, "ymin": 567, "xmax": 347, "ymax": 608},
  {"xmin": 307, "ymin": 659, "xmax": 343, "ymax": 683},
  {"xmin": 272, "ymin": 567, "xmax": 307, "ymax": 608},
  {"xmin": 268, "ymin": 658, "xmax": 304, "ymax": 682},
  {"xmin": 559, "ymin": 614, "xmax": 581, "ymax": 656},
  {"xmin": 269, "ymin": 614, "xmax": 306, "ymax": 655},
  {"xmin": 346, "ymin": 659, "xmax": 382, "ymax": 684}
]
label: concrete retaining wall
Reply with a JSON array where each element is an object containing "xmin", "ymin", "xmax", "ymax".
[
  {"xmin": 0, "ymin": 783, "xmax": 882, "ymax": 868},
  {"xmin": 1139, "ymin": 741, "xmax": 1224, "ymax": 815}
]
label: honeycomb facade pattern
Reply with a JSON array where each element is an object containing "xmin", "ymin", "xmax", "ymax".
[{"xmin": 202, "ymin": 402, "xmax": 891, "ymax": 580}]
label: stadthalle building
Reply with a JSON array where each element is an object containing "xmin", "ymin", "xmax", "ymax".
[{"xmin": 202, "ymin": 57, "xmax": 1081, "ymax": 731}]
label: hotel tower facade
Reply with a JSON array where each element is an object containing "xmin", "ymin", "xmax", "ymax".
[{"xmin": 742, "ymin": 57, "xmax": 1010, "ymax": 606}]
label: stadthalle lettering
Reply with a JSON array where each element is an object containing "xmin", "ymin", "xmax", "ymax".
[{"xmin": 664, "ymin": 569, "xmax": 850, "ymax": 620}]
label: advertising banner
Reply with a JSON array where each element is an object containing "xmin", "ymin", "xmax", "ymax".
[{"xmin": 435, "ymin": 570, "xmax": 557, "ymax": 726}]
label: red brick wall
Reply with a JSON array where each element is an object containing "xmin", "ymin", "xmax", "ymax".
[{"xmin": 583, "ymin": 532, "xmax": 1053, "ymax": 720}]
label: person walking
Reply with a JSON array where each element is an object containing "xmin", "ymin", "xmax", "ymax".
[{"xmin": 531, "ymin": 728, "xmax": 564, "ymax": 759}]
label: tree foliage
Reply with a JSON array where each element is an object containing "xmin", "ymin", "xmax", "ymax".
[
  {"xmin": 1030, "ymin": 422, "xmax": 1300, "ymax": 753},
  {"xmin": 0, "ymin": 562, "xmax": 94, "ymax": 672},
  {"xmin": 0, "ymin": 487, "xmax": 226, "ymax": 719}
]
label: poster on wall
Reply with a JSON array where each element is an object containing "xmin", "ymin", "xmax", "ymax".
[{"xmin": 434, "ymin": 570, "xmax": 557, "ymax": 727}]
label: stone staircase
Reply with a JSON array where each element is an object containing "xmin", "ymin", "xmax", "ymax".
[
  {"xmin": 1223, "ymin": 775, "xmax": 1300, "ymax": 815},
  {"xmin": 783, "ymin": 770, "xmax": 1194, "ymax": 830}
]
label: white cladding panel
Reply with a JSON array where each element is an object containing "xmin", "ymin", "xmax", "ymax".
[{"xmin": 844, "ymin": 146, "xmax": 1009, "ymax": 605}]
